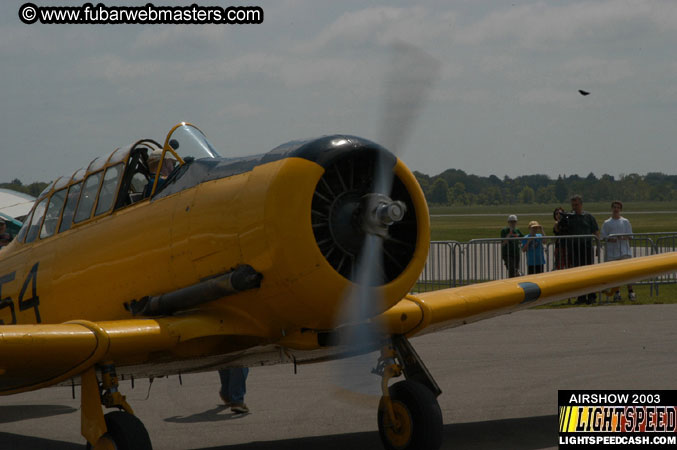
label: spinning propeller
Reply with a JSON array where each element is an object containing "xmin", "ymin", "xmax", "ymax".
[{"xmin": 330, "ymin": 43, "xmax": 441, "ymax": 399}]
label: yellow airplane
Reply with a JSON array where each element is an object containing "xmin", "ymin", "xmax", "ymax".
[{"xmin": 1, "ymin": 122, "xmax": 676, "ymax": 450}]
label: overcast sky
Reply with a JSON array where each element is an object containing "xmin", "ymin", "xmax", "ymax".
[{"xmin": 1, "ymin": 0, "xmax": 676, "ymax": 184}]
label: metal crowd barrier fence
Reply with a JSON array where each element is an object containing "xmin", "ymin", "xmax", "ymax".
[
  {"xmin": 416, "ymin": 241, "xmax": 462, "ymax": 292},
  {"xmin": 413, "ymin": 233, "xmax": 677, "ymax": 296},
  {"xmin": 641, "ymin": 232, "xmax": 677, "ymax": 295},
  {"xmin": 461, "ymin": 234, "xmax": 602, "ymax": 287}
]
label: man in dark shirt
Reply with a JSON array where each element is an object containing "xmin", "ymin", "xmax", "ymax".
[
  {"xmin": 566, "ymin": 195, "xmax": 600, "ymax": 304},
  {"xmin": 500, "ymin": 214, "xmax": 523, "ymax": 278}
]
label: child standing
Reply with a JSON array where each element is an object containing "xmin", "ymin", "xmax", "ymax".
[{"xmin": 521, "ymin": 221, "xmax": 546, "ymax": 274}]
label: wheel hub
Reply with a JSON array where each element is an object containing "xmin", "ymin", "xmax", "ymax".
[{"xmin": 384, "ymin": 401, "xmax": 413, "ymax": 449}]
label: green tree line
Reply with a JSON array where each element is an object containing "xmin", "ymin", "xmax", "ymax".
[
  {"xmin": 3, "ymin": 171, "xmax": 677, "ymax": 206},
  {"xmin": 415, "ymin": 170, "xmax": 677, "ymax": 205},
  {"xmin": 0, "ymin": 179, "xmax": 50, "ymax": 198}
]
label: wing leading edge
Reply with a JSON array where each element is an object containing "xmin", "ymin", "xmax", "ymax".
[{"xmin": 386, "ymin": 253, "xmax": 677, "ymax": 337}]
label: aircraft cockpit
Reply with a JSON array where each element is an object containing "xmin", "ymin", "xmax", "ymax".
[
  {"xmin": 14, "ymin": 123, "xmax": 220, "ymax": 246},
  {"xmin": 144, "ymin": 122, "xmax": 220, "ymax": 198}
]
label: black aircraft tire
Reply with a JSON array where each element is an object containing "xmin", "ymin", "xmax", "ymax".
[
  {"xmin": 377, "ymin": 380, "xmax": 443, "ymax": 450},
  {"xmin": 90, "ymin": 411, "xmax": 152, "ymax": 450}
]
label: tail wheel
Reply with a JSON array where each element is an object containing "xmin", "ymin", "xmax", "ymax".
[
  {"xmin": 377, "ymin": 380, "xmax": 443, "ymax": 450},
  {"xmin": 87, "ymin": 411, "xmax": 152, "ymax": 450}
]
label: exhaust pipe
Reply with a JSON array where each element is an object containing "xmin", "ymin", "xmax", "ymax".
[{"xmin": 126, "ymin": 265, "xmax": 262, "ymax": 316}]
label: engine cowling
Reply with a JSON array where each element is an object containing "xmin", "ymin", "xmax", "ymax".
[
  {"xmin": 176, "ymin": 135, "xmax": 429, "ymax": 331},
  {"xmin": 251, "ymin": 136, "xmax": 429, "ymax": 329}
]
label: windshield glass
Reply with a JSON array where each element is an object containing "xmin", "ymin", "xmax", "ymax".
[{"xmin": 164, "ymin": 123, "xmax": 220, "ymax": 162}]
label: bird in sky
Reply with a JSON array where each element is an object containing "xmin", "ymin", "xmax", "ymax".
[{"xmin": 578, "ymin": 90, "xmax": 590, "ymax": 96}]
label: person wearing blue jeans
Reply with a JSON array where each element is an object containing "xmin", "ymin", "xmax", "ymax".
[{"xmin": 218, "ymin": 368, "xmax": 249, "ymax": 413}]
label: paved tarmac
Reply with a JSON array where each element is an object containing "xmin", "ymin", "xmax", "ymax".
[{"xmin": 2, "ymin": 304, "xmax": 676, "ymax": 450}]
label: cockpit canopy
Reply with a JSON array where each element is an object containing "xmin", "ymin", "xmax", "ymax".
[
  {"xmin": 14, "ymin": 123, "xmax": 218, "ymax": 245},
  {"xmin": 163, "ymin": 123, "xmax": 220, "ymax": 162}
]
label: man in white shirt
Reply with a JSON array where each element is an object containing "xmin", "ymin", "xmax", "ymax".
[{"xmin": 601, "ymin": 201, "xmax": 636, "ymax": 301}]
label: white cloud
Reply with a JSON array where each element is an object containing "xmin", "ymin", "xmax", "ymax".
[
  {"xmin": 76, "ymin": 54, "xmax": 167, "ymax": 83},
  {"xmin": 434, "ymin": 88, "xmax": 492, "ymax": 105},
  {"xmin": 456, "ymin": 1, "xmax": 677, "ymax": 49},
  {"xmin": 133, "ymin": 25, "xmax": 231, "ymax": 52},
  {"xmin": 519, "ymin": 87, "xmax": 580, "ymax": 107},
  {"xmin": 216, "ymin": 102, "xmax": 268, "ymax": 119},
  {"xmin": 558, "ymin": 57, "xmax": 635, "ymax": 85},
  {"xmin": 295, "ymin": 6, "xmax": 456, "ymax": 53}
]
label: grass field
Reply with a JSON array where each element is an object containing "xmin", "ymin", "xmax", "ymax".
[
  {"xmin": 429, "ymin": 201, "xmax": 677, "ymax": 242},
  {"xmin": 538, "ymin": 283, "xmax": 677, "ymax": 308},
  {"xmin": 425, "ymin": 201, "xmax": 677, "ymax": 306}
]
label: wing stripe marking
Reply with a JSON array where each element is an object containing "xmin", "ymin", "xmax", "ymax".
[{"xmin": 518, "ymin": 282, "xmax": 541, "ymax": 303}]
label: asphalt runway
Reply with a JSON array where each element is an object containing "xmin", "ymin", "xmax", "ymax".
[{"xmin": 2, "ymin": 304, "xmax": 676, "ymax": 450}]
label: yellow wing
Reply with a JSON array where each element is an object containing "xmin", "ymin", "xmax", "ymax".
[
  {"xmin": 378, "ymin": 253, "xmax": 677, "ymax": 337},
  {"xmin": 3, "ymin": 253, "xmax": 676, "ymax": 395},
  {"xmin": 0, "ymin": 313, "xmax": 272, "ymax": 395}
]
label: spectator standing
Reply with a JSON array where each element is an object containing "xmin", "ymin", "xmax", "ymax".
[
  {"xmin": 601, "ymin": 201, "xmax": 636, "ymax": 301},
  {"xmin": 500, "ymin": 215, "xmax": 523, "ymax": 278},
  {"xmin": 218, "ymin": 368, "xmax": 249, "ymax": 414},
  {"xmin": 521, "ymin": 221, "xmax": 546, "ymax": 274},
  {"xmin": 566, "ymin": 195, "xmax": 600, "ymax": 304},
  {"xmin": 552, "ymin": 207, "xmax": 568, "ymax": 270}
]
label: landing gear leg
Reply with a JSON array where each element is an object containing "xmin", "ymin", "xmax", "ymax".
[
  {"xmin": 375, "ymin": 336, "xmax": 443, "ymax": 450},
  {"xmin": 81, "ymin": 362, "xmax": 152, "ymax": 450}
]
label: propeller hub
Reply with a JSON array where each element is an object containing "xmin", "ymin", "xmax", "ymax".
[
  {"xmin": 377, "ymin": 201, "xmax": 406, "ymax": 225},
  {"xmin": 360, "ymin": 193, "xmax": 407, "ymax": 238}
]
